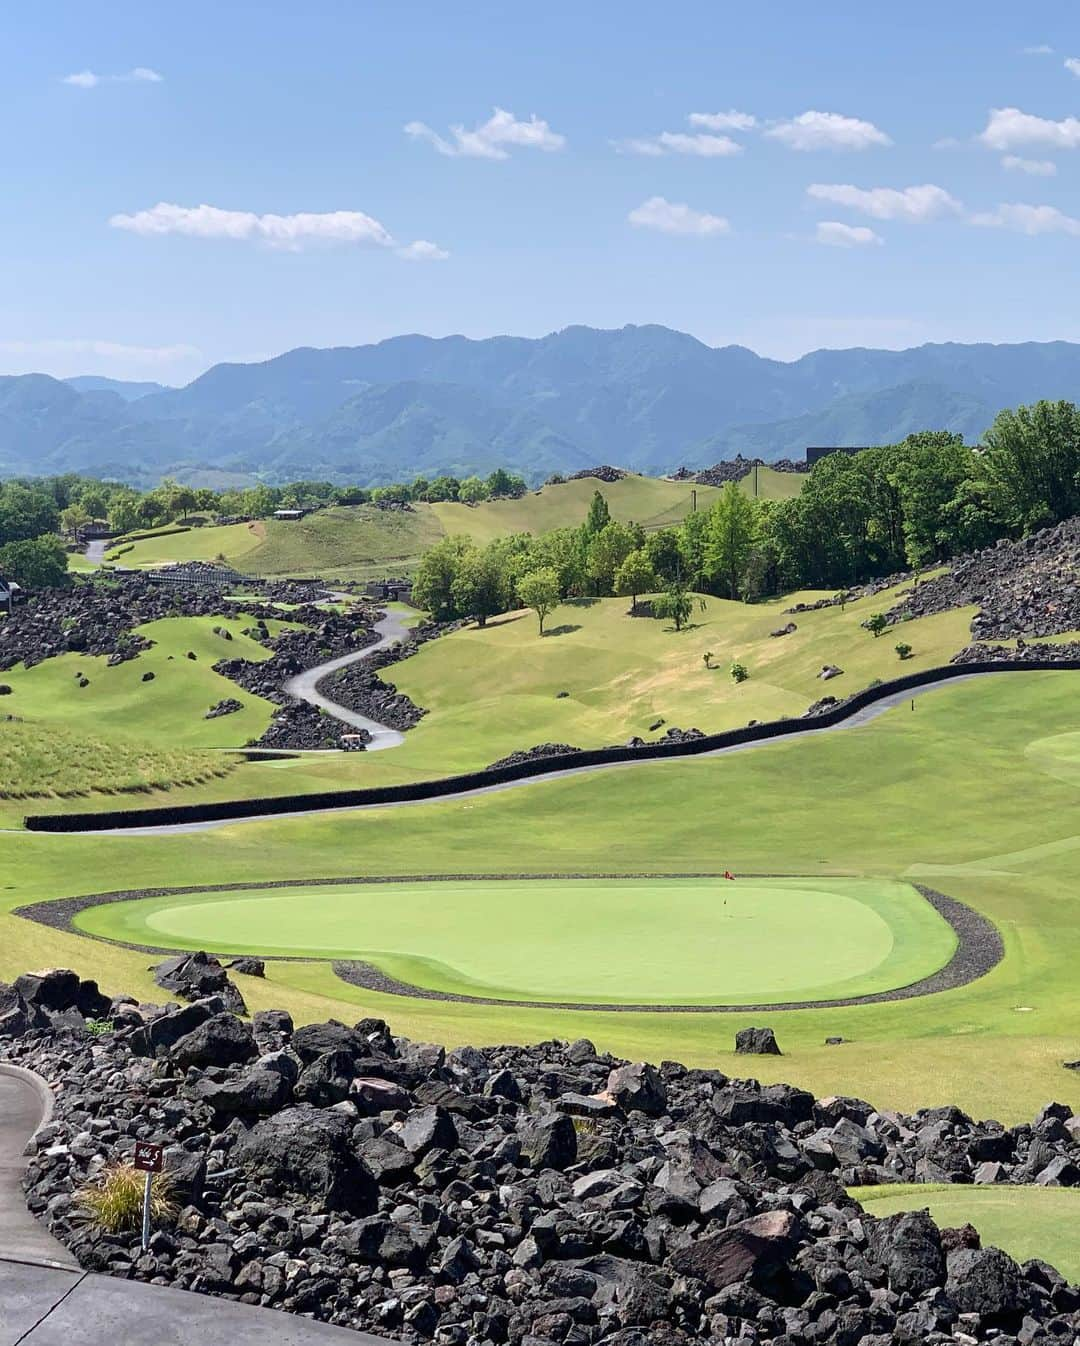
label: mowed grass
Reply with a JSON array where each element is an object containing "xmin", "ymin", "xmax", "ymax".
[
  {"xmin": 854, "ymin": 1185, "xmax": 1080, "ymax": 1282},
  {"xmin": 0, "ymin": 720, "xmax": 236, "ymax": 799},
  {"xmin": 4, "ymin": 670, "xmax": 1080, "ymax": 1121},
  {"xmin": 380, "ymin": 581, "xmax": 977, "ymax": 774},
  {"xmin": 0, "ymin": 613, "xmax": 295, "ymax": 749},
  {"xmin": 105, "ymin": 521, "xmax": 265, "ymax": 568},
  {"xmin": 73, "ymin": 876, "xmax": 955, "ymax": 1006},
  {"xmin": 101, "ymin": 474, "xmax": 805, "ymax": 580}
]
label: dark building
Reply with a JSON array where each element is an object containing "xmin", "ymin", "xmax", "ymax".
[{"xmin": 805, "ymin": 445, "xmax": 870, "ymax": 468}]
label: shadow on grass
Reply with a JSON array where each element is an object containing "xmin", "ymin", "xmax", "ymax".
[
  {"xmin": 481, "ymin": 613, "xmax": 528, "ymax": 628},
  {"xmin": 543, "ymin": 624, "xmax": 582, "ymax": 638}
]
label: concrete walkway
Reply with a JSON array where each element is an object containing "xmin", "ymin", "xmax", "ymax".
[
  {"xmin": 0, "ymin": 1065, "xmax": 386, "ymax": 1346},
  {"xmin": 281, "ymin": 608, "xmax": 410, "ymax": 751}
]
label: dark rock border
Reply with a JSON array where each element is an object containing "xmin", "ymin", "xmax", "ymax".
[{"xmin": 14, "ymin": 876, "xmax": 1002, "ymax": 1013}]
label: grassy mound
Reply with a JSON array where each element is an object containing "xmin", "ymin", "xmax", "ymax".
[
  {"xmin": 72, "ymin": 876, "xmax": 955, "ymax": 1005},
  {"xmin": 0, "ymin": 612, "xmax": 295, "ymax": 749},
  {"xmin": 854, "ymin": 1185, "xmax": 1080, "ymax": 1283},
  {"xmin": 0, "ymin": 720, "xmax": 236, "ymax": 799}
]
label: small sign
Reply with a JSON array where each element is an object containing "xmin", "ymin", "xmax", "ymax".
[{"xmin": 133, "ymin": 1141, "xmax": 164, "ymax": 1173}]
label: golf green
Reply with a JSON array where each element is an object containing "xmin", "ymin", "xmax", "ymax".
[{"xmin": 72, "ymin": 876, "xmax": 957, "ymax": 1005}]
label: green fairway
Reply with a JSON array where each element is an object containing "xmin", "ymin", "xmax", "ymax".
[
  {"xmin": 854, "ymin": 1185, "xmax": 1080, "ymax": 1283},
  {"xmin": 71, "ymin": 876, "xmax": 955, "ymax": 1005}
]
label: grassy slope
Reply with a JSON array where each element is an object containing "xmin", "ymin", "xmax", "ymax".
[
  {"xmin": 854, "ymin": 1185, "xmax": 1080, "ymax": 1282},
  {"xmin": 5, "ymin": 670, "xmax": 1080, "ymax": 1121},
  {"xmin": 0, "ymin": 613, "xmax": 295, "ymax": 751},
  {"xmin": 103, "ymin": 473, "xmax": 804, "ymax": 579},
  {"xmin": 73, "ymin": 876, "xmax": 954, "ymax": 1006}
]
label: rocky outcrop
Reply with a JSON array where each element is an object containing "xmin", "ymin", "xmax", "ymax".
[
  {"xmin": 8, "ymin": 970, "xmax": 1080, "ymax": 1343},
  {"xmin": 566, "ymin": 465, "xmax": 628, "ymax": 483},
  {"xmin": 487, "ymin": 743, "xmax": 583, "ymax": 770},
  {"xmin": 152, "ymin": 951, "xmax": 247, "ymax": 1015},
  {"xmin": 670, "ymin": 457, "xmax": 809, "ymax": 486},
  {"xmin": 951, "ymin": 640, "xmax": 1080, "ymax": 665}
]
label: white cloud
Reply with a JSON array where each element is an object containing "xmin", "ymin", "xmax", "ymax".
[
  {"xmin": 978, "ymin": 106, "xmax": 1080, "ymax": 150},
  {"xmin": 688, "ymin": 110, "xmax": 757, "ymax": 131},
  {"xmin": 1066, "ymin": 57, "xmax": 1080, "ymax": 76},
  {"xmin": 109, "ymin": 202, "xmax": 441, "ymax": 259},
  {"xmin": 62, "ymin": 67, "xmax": 162, "ymax": 87},
  {"xmin": 0, "ymin": 338, "xmax": 199, "ymax": 364},
  {"xmin": 620, "ymin": 131, "xmax": 742, "ymax": 157},
  {"xmin": 971, "ymin": 202, "xmax": 1080, "ymax": 236},
  {"xmin": 627, "ymin": 196, "xmax": 730, "ymax": 237},
  {"xmin": 1022, "ymin": 44, "xmax": 1054, "ymax": 55},
  {"xmin": 1001, "ymin": 154, "xmax": 1057, "ymax": 175},
  {"xmin": 396, "ymin": 239, "xmax": 449, "ymax": 261},
  {"xmin": 814, "ymin": 221, "xmax": 883, "ymax": 247},
  {"xmin": 404, "ymin": 107, "xmax": 565, "ymax": 159},
  {"xmin": 806, "ymin": 182, "xmax": 962, "ymax": 220},
  {"xmin": 765, "ymin": 110, "xmax": 891, "ymax": 151}
]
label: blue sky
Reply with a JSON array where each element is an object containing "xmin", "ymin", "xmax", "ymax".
[{"xmin": 6, "ymin": 0, "xmax": 1080, "ymax": 383}]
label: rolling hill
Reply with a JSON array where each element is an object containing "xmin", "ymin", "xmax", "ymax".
[{"xmin": 6, "ymin": 327, "xmax": 1080, "ymax": 484}]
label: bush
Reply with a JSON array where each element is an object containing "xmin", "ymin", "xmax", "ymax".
[
  {"xmin": 75, "ymin": 1162, "xmax": 176, "ymax": 1233},
  {"xmin": 865, "ymin": 613, "xmax": 888, "ymax": 638},
  {"xmin": 730, "ymin": 661, "xmax": 749, "ymax": 683},
  {"xmin": 895, "ymin": 642, "xmax": 913, "ymax": 660}
]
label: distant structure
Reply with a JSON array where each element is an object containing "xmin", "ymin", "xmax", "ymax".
[
  {"xmin": 146, "ymin": 561, "xmax": 251, "ymax": 590},
  {"xmin": 367, "ymin": 578, "xmax": 414, "ymax": 603},
  {"xmin": 805, "ymin": 446, "xmax": 869, "ymax": 468},
  {"xmin": 273, "ymin": 508, "xmax": 306, "ymax": 521}
]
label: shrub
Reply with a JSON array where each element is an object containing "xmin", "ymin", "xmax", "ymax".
[
  {"xmin": 702, "ymin": 651, "xmax": 713, "ymax": 669},
  {"xmin": 895, "ymin": 642, "xmax": 913, "ymax": 660},
  {"xmin": 865, "ymin": 613, "xmax": 888, "ymax": 638},
  {"xmin": 75, "ymin": 1162, "xmax": 176, "ymax": 1234},
  {"xmin": 84, "ymin": 1018, "xmax": 113, "ymax": 1036},
  {"xmin": 730, "ymin": 661, "xmax": 749, "ymax": 683}
]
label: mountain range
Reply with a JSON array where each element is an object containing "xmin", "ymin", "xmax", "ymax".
[{"xmin": 4, "ymin": 325, "xmax": 1080, "ymax": 486}]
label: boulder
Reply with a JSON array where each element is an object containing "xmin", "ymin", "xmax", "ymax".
[
  {"xmin": 233, "ymin": 1105, "xmax": 375, "ymax": 1213},
  {"xmin": 171, "ymin": 1012, "xmax": 257, "ymax": 1070},
  {"xmin": 947, "ymin": 1246, "xmax": 1026, "ymax": 1323},
  {"xmin": 606, "ymin": 1062, "xmax": 667, "ymax": 1116},
  {"xmin": 669, "ymin": 1210, "xmax": 800, "ymax": 1292},
  {"xmin": 868, "ymin": 1209, "xmax": 945, "ymax": 1295},
  {"xmin": 735, "ymin": 1027, "xmax": 781, "ymax": 1056},
  {"xmin": 153, "ymin": 952, "xmax": 246, "ymax": 1015},
  {"xmin": 226, "ymin": 957, "xmax": 265, "ymax": 977},
  {"xmin": 520, "ymin": 1112, "xmax": 577, "ymax": 1170}
]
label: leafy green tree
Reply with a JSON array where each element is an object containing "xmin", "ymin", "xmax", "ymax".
[
  {"xmin": 643, "ymin": 528, "xmax": 683, "ymax": 583},
  {"xmin": 0, "ymin": 483, "xmax": 60, "ymax": 547},
  {"xmin": 517, "ymin": 567, "xmax": 560, "ymax": 634},
  {"xmin": 866, "ymin": 613, "xmax": 888, "ymax": 638},
  {"xmin": 614, "ymin": 549, "xmax": 656, "ymax": 614},
  {"xmin": 458, "ymin": 476, "xmax": 489, "ymax": 504},
  {"xmin": 425, "ymin": 476, "xmax": 461, "ymax": 502},
  {"xmin": 450, "ymin": 545, "xmax": 510, "ymax": 628},
  {"xmin": 585, "ymin": 520, "xmax": 635, "ymax": 595},
  {"xmin": 107, "ymin": 492, "xmax": 141, "ymax": 535},
  {"xmin": 412, "ymin": 536, "xmax": 473, "ymax": 620},
  {"xmin": 583, "ymin": 489, "xmax": 611, "ymax": 537},
  {"xmin": 653, "ymin": 575, "xmax": 704, "ymax": 632},
  {"xmin": 528, "ymin": 526, "xmax": 587, "ymax": 597},
  {"xmin": 895, "ymin": 641, "xmax": 913, "ymax": 660},
  {"xmin": 77, "ymin": 486, "xmax": 108, "ymax": 519},
  {"xmin": 678, "ymin": 509, "xmax": 709, "ymax": 589},
  {"xmin": 0, "ymin": 534, "xmax": 69, "ymax": 588},
  {"xmin": 983, "ymin": 400, "xmax": 1080, "ymax": 531},
  {"xmin": 704, "ymin": 482, "xmax": 758, "ymax": 598},
  {"xmin": 60, "ymin": 503, "xmax": 91, "ymax": 535},
  {"xmin": 486, "ymin": 468, "xmax": 526, "ymax": 499}
]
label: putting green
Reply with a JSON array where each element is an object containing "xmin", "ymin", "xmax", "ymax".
[
  {"xmin": 854, "ymin": 1185, "xmax": 1080, "ymax": 1283},
  {"xmin": 72, "ymin": 876, "xmax": 956, "ymax": 1005}
]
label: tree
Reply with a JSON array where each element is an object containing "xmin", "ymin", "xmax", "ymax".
[
  {"xmin": 450, "ymin": 545, "xmax": 509, "ymax": 628},
  {"xmin": 425, "ymin": 476, "xmax": 461, "ymax": 502},
  {"xmin": 60, "ymin": 503, "xmax": 91, "ymax": 536},
  {"xmin": 983, "ymin": 400, "xmax": 1080, "ymax": 531},
  {"xmin": 644, "ymin": 528, "xmax": 683, "ymax": 583},
  {"xmin": 0, "ymin": 534, "xmax": 69, "ymax": 588},
  {"xmin": 583, "ymin": 490, "xmax": 610, "ymax": 537},
  {"xmin": 678, "ymin": 509, "xmax": 709, "ymax": 589},
  {"xmin": 704, "ymin": 482, "xmax": 758, "ymax": 598},
  {"xmin": 412, "ymin": 536, "xmax": 473, "ymax": 620},
  {"xmin": 107, "ymin": 492, "xmax": 141, "ymax": 535},
  {"xmin": 653, "ymin": 575, "xmax": 703, "ymax": 632},
  {"xmin": 895, "ymin": 642, "xmax": 913, "ymax": 660},
  {"xmin": 486, "ymin": 468, "xmax": 526, "ymax": 499},
  {"xmin": 614, "ymin": 549, "xmax": 656, "ymax": 614},
  {"xmin": 517, "ymin": 567, "xmax": 560, "ymax": 634},
  {"xmin": 458, "ymin": 476, "xmax": 489, "ymax": 504},
  {"xmin": 866, "ymin": 613, "xmax": 888, "ymax": 638},
  {"xmin": 0, "ymin": 483, "xmax": 60, "ymax": 547},
  {"xmin": 585, "ymin": 520, "xmax": 635, "ymax": 595}
]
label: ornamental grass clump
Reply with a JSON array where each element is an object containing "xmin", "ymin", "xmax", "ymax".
[{"xmin": 75, "ymin": 1162, "xmax": 177, "ymax": 1234}]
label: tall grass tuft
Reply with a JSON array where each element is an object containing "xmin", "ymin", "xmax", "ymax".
[{"xmin": 75, "ymin": 1162, "xmax": 177, "ymax": 1234}]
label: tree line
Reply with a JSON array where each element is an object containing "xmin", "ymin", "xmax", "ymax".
[{"xmin": 412, "ymin": 401, "xmax": 1080, "ymax": 630}]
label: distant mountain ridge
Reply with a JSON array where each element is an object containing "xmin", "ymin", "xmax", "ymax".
[{"xmin": 3, "ymin": 326, "xmax": 1080, "ymax": 485}]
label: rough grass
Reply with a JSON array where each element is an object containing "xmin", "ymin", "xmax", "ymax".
[
  {"xmin": 73, "ymin": 876, "xmax": 955, "ymax": 1005},
  {"xmin": 4, "ymin": 672, "xmax": 1080, "ymax": 1122},
  {"xmin": 853, "ymin": 1185, "xmax": 1080, "ymax": 1283},
  {"xmin": 99, "ymin": 474, "xmax": 805, "ymax": 579},
  {"xmin": 75, "ymin": 1163, "xmax": 176, "ymax": 1234},
  {"xmin": 0, "ymin": 720, "xmax": 236, "ymax": 799}
]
